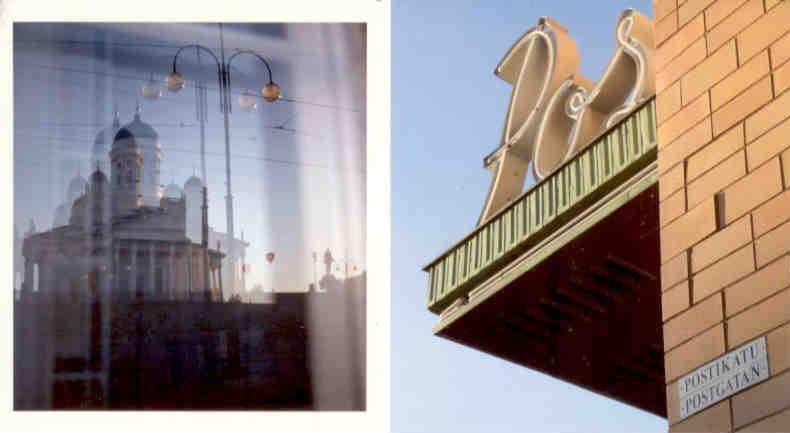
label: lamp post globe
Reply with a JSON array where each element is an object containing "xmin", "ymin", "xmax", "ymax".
[
  {"xmin": 261, "ymin": 82, "xmax": 281, "ymax": 102},
  {"xmin": 165, "ymin": 71, "xmax": 186, "ymax": 92},
  {"xmin": 238, "ymin": 90, "xmax": 258, "ymax": 111},
  {"xmin": 141, "ymin": 77, "xmax": 162, "ymax": 99}
]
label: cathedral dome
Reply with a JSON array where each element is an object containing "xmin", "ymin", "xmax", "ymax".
[
  {"xmin": 93, "ymin": 112, "xmax": 121, "ymax": 156},
  {"xmin": 184, "ymin": 175, "xmax": 204, "ymax": 190},
  {"xmin": 163, "ymin": 181, "xmax": 183, "ymax": 198},
  {"xmin": 113, "ymin": 111, "xmax": 159, "ymax": 148}
]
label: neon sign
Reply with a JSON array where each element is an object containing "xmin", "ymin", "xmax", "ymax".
[{"xmin": 479, "ymin": 10, "xmax": 655, "ymax": 223}]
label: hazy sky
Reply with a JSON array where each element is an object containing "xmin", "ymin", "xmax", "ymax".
[
  {"xmin": 392, "ymin": 1, "xmax": 666, "ymax": 432},
  {"xmin": 13, "ymin": 22, "xmax": 366, "ymax": 292}
]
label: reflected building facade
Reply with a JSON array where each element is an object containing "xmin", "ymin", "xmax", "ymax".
[
  {"xmin": 38, "ymin": 108, "xmax": 248, "ymax": 301},
  {"xmin": 14, "ymin": 109, "xmax": 311, "ymax": 410},
  {"xmin": 22, "ymin": 108, "xmax": 224, "ymax": 302}
]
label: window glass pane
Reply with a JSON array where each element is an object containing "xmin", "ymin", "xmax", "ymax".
[{"xmin": 14, "ymin": 22, "xmax": 366, "ymax": 410}]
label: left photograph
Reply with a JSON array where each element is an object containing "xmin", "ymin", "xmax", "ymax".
[{"xmin": 12, "ymin": 22, "xmax": 366, "ymax": 411}]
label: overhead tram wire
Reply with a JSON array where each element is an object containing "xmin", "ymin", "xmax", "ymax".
[
  {"xmin": 17, "ymin": 62, "xmax": 363, "ymax": 113},
  {"xmin": 13, "ymin": 38, "xmax": 365, "ymax": 62},
  {"xmin": 14, "ymin": 131, "xmax": 366, "ymax": 174},
  {"xmin": 15, "ymin": 72, "xmax": 328, "ymax": 138},
  {"xmin": 22, "ymin": 120, "xmax": 326, "ymax": 139}
]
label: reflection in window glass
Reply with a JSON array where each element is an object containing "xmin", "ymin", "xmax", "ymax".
[{"xmin": 13, "ymin": 22, "xmax": 366, "ymax": 410}]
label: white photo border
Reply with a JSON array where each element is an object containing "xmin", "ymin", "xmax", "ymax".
[{"xmin": 0, "ymin": 1, "xmax": 391, "ymax": 432}]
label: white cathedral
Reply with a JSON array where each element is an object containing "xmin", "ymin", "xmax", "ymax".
[{"xmin": 20, "ymin": 107, "xmax": 248, "ymax": 302}]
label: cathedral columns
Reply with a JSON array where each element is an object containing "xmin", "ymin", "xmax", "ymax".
[
  {"xmin": 148, "ymin": 242, "xmax": 156, "ymax": 297},
  {"xmin": 210, "ymin": 264, "xmax": 217, "ymax": 297},
  {"xmin": 217, "ymin": 259, "xmax": 224, "ymax": 301},
  {"xmin": 176, "ymin": 244, "xmax": 186, "ymax": 300},
  {"xmin": 99, "ymin": 238, "xmax": 111, "ymax": 298},
  {"xmin": 168, "ymin": 243, "xmax": 175, "ymax": 300},
  {"xmin": 186, "ymin": 244, "xmax": 193, "ymax": 299},
  {"xmin": 130, "ymin": 241, "xmax": 138, "ymax": 298}
]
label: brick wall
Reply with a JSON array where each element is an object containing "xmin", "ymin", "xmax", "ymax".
[{"xmin": 655, "ymin": 0, "xmax": 790, "ymax": 431}]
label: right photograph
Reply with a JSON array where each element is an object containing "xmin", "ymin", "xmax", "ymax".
[{"xmin": 394, "ymin": 1, "xmax": 790, "ymax": 432}]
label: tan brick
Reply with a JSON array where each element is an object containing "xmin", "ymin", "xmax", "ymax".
[
  {"xmin": 660, "ymin": 161, "xmax": 686, "ymax": 202},
  {"xmin": 657, "ymin": 37, "xmax": 707, "ymax": 92},
  {"xmin": 732, "ymin": 369, "xmax": 790, "ymax": 428},
  {"xmin": 670, "ymin": 398, "xmax": 731, "ymax": 432},
  {"xmin": 755, "ymin": 217, "xmax": 790, "ymax": 267},
  {"xmin": 739, "ymin": 408, "xmax": 790, "ymax": 433},
  {"xmin": 727, "ymin": 287, "xmax": 790, "ymax": 347},
  {"xmin": 657, "ymin": 81, "xmax": 682, "ymax": 124},
  {"xmin": 737, "ymin": 2, "xmax": 790, "ymax": 62},
  {"xmin": 712, "ymin": 76, "xmax": 773, "ymax": 137},
  {"xmin": 752, "ymin": 188, "xmax": 790, "ymax": 237},
  {"xmin": 661, "ymin": 198, "xmax": 717, "ymax": 263},
  {"xmin": 687, "ymin": 149, "xmax": 746, "ymax": 208},
  {"xmin": 682, "ymin": 41, "xmax": 738, "ymax": 105},
  {"xmin": 746, "ymin": 84, "xmax": 790, "ymax": 142},
  {"xmin": 661, "ymin": 189, "xmax": 687, "ymax": 227},
  {"xmin": 657, "ymin": 11, "xmax": 679, "ymax": 46},
  {"xmin": 655, "ymin": 0, "xmax": 678, "ymax": 21},
  {"xmin": 663, "ymin": 280, "xmax": 691, "ymax": 321},
  {"xmin": 711, "ymin": 1, "xmax": 749, "ymax": 25},
  {"xmin": 663, "ymin": 293, "xmax": 723, "ymax": 350},
  {"xmin": 678, "ymin": 0, "xmax": 715, "ymax": 26},
  {"xmin": 658, "ymin": 13, "xmax": 705, "ymax": 72},
  {"xmin": 784, "ymin": 148, "xmax": 790, "ymax": 187},
  {"xmin": 725, "ymin": 255, "xmax": 790, "ymax": 316},
  {"xmin": 774, "ymin": 58, "xmax": 790, "ymax": 95},
  {"xmin": 711, "ymin": 50, "xmax": 770, "ymax": 111},
  {"xmin": 768, "ymin": 322, "xmax": 790, "ymax": 374},
  {"xmin": 706, "ymin": 0, "xmax": 764, "ymax": 53},
  {"xmin": 723, "ymin": 157, "xmax": 783, "ymax": 223},
  {"xmin": 661, "ymin": 94, "xmax": 711, "ymax": 147},
  {"xmin": 659, "ymin": 118, "xmax": 713, "ymax": 173},
  {"xmin": 693, "ymin": 243, "xmax": 755, "ymax": 302},
  {"xmin": 665, "ymin": 324, "xmax": 725, "ymax": 382},
  {"xmin": 746, "ymin": 117, "xmax": 790, "ymax": 170},
  {"xmin": 691, "ymin": 215, "xmax": 752, "ymax": 273},
  {"xmin": 705, "ymin": 0, "xmax": 749, "ymax": 29},
  {"xmin": 772, "ymin": 31, "xmax": 790, "ymax": 69},
  {"xmin": 662, "ymin": 252, "xmax": 689, "ymax": 292},
  {"xmin": 687, "ymin": 125, "xmax": 744, "ymax": 184},
  {"xmin": 667, "ymin": 381, "xmax": 681, "ymax": 425}
]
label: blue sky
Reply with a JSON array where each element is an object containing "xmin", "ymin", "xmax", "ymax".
[{"xmin": 391, "ymin": 1, "xmax": 667, "ymax": 432}]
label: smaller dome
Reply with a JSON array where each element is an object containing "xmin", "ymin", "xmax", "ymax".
[
  {"xmin": 66, "ymin": 174, "xmax": 88, "ymax": 202},
  {"xmin": 184, "ymin": 175, "xmax": 204, "ymax": 190},
  {"xmin": 95, "ymin": 113, "xmax": 121, "ymax": 145},
  {"xmin": 163, "ymin": 182, "xmax": 183, "ymax": 198},
  {"xmin": 94, "ymin": 127, "xmax": 114, "ymax": 146},
  {"xmin": 93, "ymin": 113, "xmax": 121, "ymax": 155},
  {"xmin": 69, "ymin": 195, "xmax": 87, "ymax": 226},
  {"xmin": 90, "ymin": 168, "xmax": 108, "ymax": 185}
]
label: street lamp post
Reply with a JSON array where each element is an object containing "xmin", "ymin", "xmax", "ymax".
[{"xmin": 165, "ymin": 26, "xmax": 281, "ymax": 299}]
